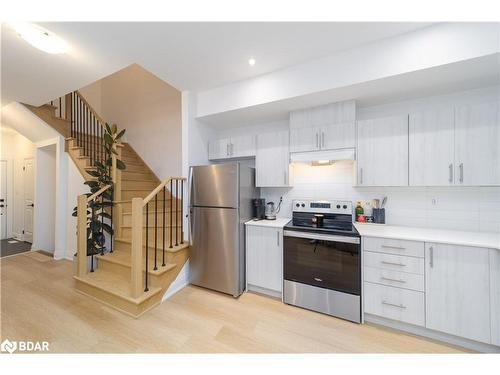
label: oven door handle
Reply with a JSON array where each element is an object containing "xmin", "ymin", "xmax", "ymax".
[{"xmin": 283, "ymin": 230, "xmax": 360, "ymax": 244}]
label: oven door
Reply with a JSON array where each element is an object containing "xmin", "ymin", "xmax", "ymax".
[{"xmin": 283, "ymin": 230, "xmax": 361, "ymax": 295}]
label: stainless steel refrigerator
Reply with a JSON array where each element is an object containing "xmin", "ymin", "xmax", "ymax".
[{"xmin": 189, "ymin": 163, "xmax": 259, "ymax": 297}]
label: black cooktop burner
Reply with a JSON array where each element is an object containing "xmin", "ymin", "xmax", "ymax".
[{"xmin": 284, "ymin": 220, "xmax": 360, "ymax": 237}]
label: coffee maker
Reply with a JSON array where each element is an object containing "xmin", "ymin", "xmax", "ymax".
[{"xmin": 252, "ymin": 199, "xmax": 266, "ymax": 220}]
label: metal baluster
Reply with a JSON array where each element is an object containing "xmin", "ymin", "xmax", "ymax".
[
  {"xmin": 77, "ymin": 96, "xmax": 81, "ymax": 147},
  {"xmin": 59, "ymin": 97, "xmax": 62, "ymax": 118},
  {"xmin": 90, "ymin": 201, "xmax": 95, "ymax": 272},
  {"xmin": 180, "ymin": 179, "xmax": 184, "ymax": 244},
  {"xmin": 154, "ymin": 194, "xmax": 158, "ymax": 271},
  {"xmin": 145, "ymin": 202, "xmax": 149, "ymax": 292},
  {"xmin": 175, "ymin": 179, "xmax": 178, "ymax": 246},
  {"xmin": 110, "ymin": 188, "xmax": 113, "ymax": 253},
  {"xmin": 100, "ymin": 194, "xmax": 104, "ymax": 256},
  {"xmin": 162, "ymin": 186, "xmax": 166, "ymax": 266},
  {"xmin": 93, "ymin": 115, "xmax": 96, "ymax": 166},
  {"xmin": 71, "ymin": 93, "xmax": 74, "ymax": 138},
  {"xmin": 169, "ymin": 179, "xmax": 173, "ymax": 248},
  {"xmin": 86, "ymin": 108, "xmax": 89, "ymax": 162}
]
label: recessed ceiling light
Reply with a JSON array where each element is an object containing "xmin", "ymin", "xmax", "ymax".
[
  {"xmin": 11, "ymin": 22, "xmax": 69, "ymax": 54},
  {"xmin": 248, "ymin": 58, "xmax": 256, "ymax": 66}
]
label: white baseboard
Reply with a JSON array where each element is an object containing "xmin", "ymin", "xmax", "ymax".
[
  {"xmin": 364, "ymin": 313, "xmax": 500, "ymax": 353},
  {"xmin": 162, "ymin": 260, "xmax": 190, "ymax": 302}
]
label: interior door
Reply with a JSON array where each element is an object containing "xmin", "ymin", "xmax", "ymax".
[
  {"xmin": 357, "ymin": 115, "xmax": 409, "ymax": 186},
  {"xmin": 425, "ymin": 242, "xmax": 491, "ymax": 344},
  {"xmin": 455, "ymin": 101, "xmax": 500, "ymax": 186},
  {"xmin": 409, "ymin": 108, "xmax": 455, "ymax": 186},
  {"xmin": 0, "ymin": 160, "xmax": 7, "ymax": 239},
  {"xmin": 23, "ymin": 158, "xmax": 34, "ymax": 243}
]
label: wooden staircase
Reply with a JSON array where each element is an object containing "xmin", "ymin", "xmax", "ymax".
[{"xmin": 25, "ymin": 91, "xmax": 189, "ymax": 318}]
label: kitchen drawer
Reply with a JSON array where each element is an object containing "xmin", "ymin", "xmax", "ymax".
[
  {"xmin": 364, "ymin": 251, "xmax": 424, "ymax": 275},
  {"xmin": 364, "ymin": 282, "xmax": 425, "ymax": 327},
  {"xmin": 363, "ymin": 237, "xmax": 424, "ymax": 258},
  {"xmin": 364, "ymin": 266, "xmax": 424, "ymax": 292}
]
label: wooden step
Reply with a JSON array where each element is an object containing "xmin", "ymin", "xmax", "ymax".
[
  {"xmin": 121, "ymin": 189, "xmax": 175, "ymax": 201},
  {"xmin": 121, "ymin": 171, "xmax": 158, "ymax": 181},
  {"xmin": 120, "ymin": 225, "xmax": 182, "ymax": 241},
  {"xmin": 122, "ymin": 180, "xmax": 159, "ymax": 191},
  {"xmin": 121, "ymin": 208, "xmax": 182, "ymax": 226},
  {"xmin": 74, "ymin": 269, "xmax": 162, "ymax": 317},
  {"xmin": 96, "ymin": 251, "xmax": 176, "ymax": 277},
  {"xmin": 116, "ymin": 198, "xmax": 180, "ymax": 212},
  {"xmin": 115, "ymin": 237, "xmax": 188, "ymax": 254}
]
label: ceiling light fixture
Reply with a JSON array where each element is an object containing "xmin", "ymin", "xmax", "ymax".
[
  {"xmin": 248, "ymin": 57, "xmax": 256, "ymax": 66},
  {"xmin": 11, "ymin": 22, "xmax": 69, "ymax": 54}
]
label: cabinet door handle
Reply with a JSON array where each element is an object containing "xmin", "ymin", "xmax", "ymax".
[
  {"xmin": 359, "ymin": 168, "xmax": 363, "ymax": 185},
  {"xmin": 381, "ymin": 261, "xmax": 406, "ymax": 267},
  {"xmin": 381, "ymin": 245, "xmax": 405, "ymax": 250},
  {"xmin": 284, "ymin": 170, "xmax": 287, "ymax": 185},
  {"xmin": 382, "ymin": 300, "xmax": 407, "ymax": 309},
  {"xmin": 381, "ymin": 276, "xmax": 406, "ymax": 283},
  {"xmin": 316, "ymin": 133, "xmax": 319, "ymax": 149},
  {"xmin": 459, "ymin": 163, "xmax": 464, "ymax": 183},
  {"xmin": 226, "ymin": 143, "xmax": 229, "ymax": 156},
  {"xmin": 277, "ymin": 231, "xmax": 280, "ymax": 247},
  {"xmin": 448, "ymin": 163, "xmax": 453, "ymax": 183},
  {"xmin": 231, "ymin": 143, "xmax": 234, "ymax": 156},
  {"xmin": 429, "ymin": 246, "xmax": 434, "ymax": 268}
]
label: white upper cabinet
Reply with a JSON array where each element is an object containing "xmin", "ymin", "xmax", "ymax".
[
  {"xmin": 425, "ymin": 243, "xmax": 491, "ymax": 344},
  {"xmin": 256, "ymin": 130, "xmax": 290, "ymax": 187},
  {"xmin": 289, "ymin": 100, "xmax": 356, "ymax": 153},
  {"xmin": 409, "ymin": 108, "xmax": 455, "ymax": 186},
  {"xmin": 455, "ymin": 101, "xmax": 500, "ymax": 186},
  {"xmin": 490, "ymin": 249, "xmax": 500, "ymax": 346},
  {"xmin": 208, "ymin": 135, "xmax": 256, "ymax": 160},
  {"xmin": 357, "ymin": 115, "xmax": 409, "ymax": 186},
  {"xmin": 208, "ymin": 138, "xmax": 231, "ymax": 160}
]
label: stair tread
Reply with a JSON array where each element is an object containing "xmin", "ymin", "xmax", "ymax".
[
  {"xmin": 121, "ymin": 207, "xmax": 181, "ymax": 215},
  {"xmin": 96, "ymin": 251, "xmax": 176, "ymax": 276},
  {"xmin": 74, "ymin": 269, "xmax": 162, "ymax": 304},
  {"xmin": 115, "ymin": 237, "xmax": 188, "ymax": 253}
]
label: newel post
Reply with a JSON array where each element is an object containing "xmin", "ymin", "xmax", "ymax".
[
  {"xmin": 131, "ymin": 197, "xmax": 144, "ymax": 297},
  {"xmin": 112, "ymin": 143, "xmax": 123, "ymax": 238},
  {"xmin": 77, "ymin": 194, "xmax": 87, "ymax": 277}
]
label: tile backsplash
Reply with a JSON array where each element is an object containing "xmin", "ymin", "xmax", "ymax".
[{"xmin": 260, "ymin": 161, "xmax": 500, "ymax": 233}]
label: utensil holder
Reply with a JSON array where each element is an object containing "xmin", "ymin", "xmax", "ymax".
[{"xmin": 373, "ymin": 208, "xmax": 385, "ymax": 224}]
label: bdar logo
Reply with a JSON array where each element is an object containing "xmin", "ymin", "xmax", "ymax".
[{"xmin": 1, "ymin": 339, "xmax": 17, "ymax": 354}]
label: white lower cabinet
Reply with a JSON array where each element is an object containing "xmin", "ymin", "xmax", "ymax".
[
  {"xmin": 490, "ymin": 249, "xmax": 500, "ymax": 346},
  {"xmin": 364, "ymin": 282, "xmax": 425, "ymax": 326},
  {"xmin": 425, "ymin": 243, "xmax": 491, "ymax": 344},
  {"xmin": 246, "ymin": 226, "xmax": 283, "ymax": 297}
]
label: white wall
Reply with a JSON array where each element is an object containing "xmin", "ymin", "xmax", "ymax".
[
  {"xmin": 79, "ymin": 64, "xmax": 182, "ymax": 179},
  {"xmin": 205, "ymin": 86, "xmax": 500, "ymax": 234},
  {"xmin": 33, "ymin": 144, "xmax": 57, "ymax": 252},
  {"xmin": 196, "ymin": 23, "xmax": 500, "ymax": 117}
]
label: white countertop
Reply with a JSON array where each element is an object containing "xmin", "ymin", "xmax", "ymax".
[
  {"xmin": 354, "ymin": 223, "xmax": 500, "ymax": 250},
  {"xmin": 245, "ymin": 218, "xmax": 291, "ymax": 228}
]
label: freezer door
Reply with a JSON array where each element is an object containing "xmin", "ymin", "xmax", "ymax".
[
  {"xmin": 190, "ymin": 164, "xmax": 239, "ymax": 208},
  {"xmin": 189, "ymin": 206, "xmax": 242, "ymax": 296}
]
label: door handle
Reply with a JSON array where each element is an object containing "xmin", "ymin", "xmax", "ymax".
[
  {"xmin": 429, "ymin": 246, "xmax": 434, "ymax": 268},
  {"xmin": 381, "ymin": 276, "xmax": 406, "ymax": 283},
  {"xmin": 28, "ymin": 203, "xmax": 34, "ymax": 207},
  {"xmin": 459, "ymin": 163, "xmax": 464, "ymax": 183},
  {"xmin": 448, "ymin": 163, "xmax": 453, "ymax": 183},
  {"xmin": 382, "ymin": 300, "xmax": 407, "ymax": 309},
  {"xmin": 226, "ymin": 143, "xmax": 229, "ymax": 156},
  {"xmin": 381, "ymin": 261, "xmax": 406, "ymax": 267},
  {"xmin": 284, "ymin": 170, "xmax": 287, "ymax": 185}
]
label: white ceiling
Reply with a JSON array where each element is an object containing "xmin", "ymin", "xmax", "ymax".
[
  {"xmin": 1, "ymin": 22, "xmax": 434, "ymax": 106},
  {"xmin": 198, "ymin": 53, "xmax": 500, "ymax": 128}
]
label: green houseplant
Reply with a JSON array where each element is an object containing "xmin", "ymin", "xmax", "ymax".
[{"xmin": 73, "ymin": 124, "xmax": 126, "ymax": 259}]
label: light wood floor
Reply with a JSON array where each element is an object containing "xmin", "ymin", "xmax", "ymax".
[{"xmin": 0, "ymin": 251, "xmax": 468, "ymax": 353}]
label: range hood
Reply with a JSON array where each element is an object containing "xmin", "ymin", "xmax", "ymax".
[{"xmin": 290, "ymin": 148, "xmax": 356, "ymax": 165}]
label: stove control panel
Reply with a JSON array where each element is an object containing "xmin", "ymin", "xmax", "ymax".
[{"xmin": 292, "ymin": 200, "xmax": 353, "ymax": 215}]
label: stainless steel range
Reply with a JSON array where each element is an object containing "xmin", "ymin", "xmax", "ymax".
[{"xmin": 283, "ymin": 200, "xmax": 361, "ymax": 323}]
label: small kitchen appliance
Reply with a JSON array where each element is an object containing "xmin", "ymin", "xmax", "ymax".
[
  {"xmin": 283, "ymin": 199, "xmax": 361, "ymax": 323},
  {"xmin": 252, "ymin": 198, "xmax": 266, "ymax": 220},
  {"xmin": 264, "ymin": 197, "xmax": 282, "ymax": 220}
]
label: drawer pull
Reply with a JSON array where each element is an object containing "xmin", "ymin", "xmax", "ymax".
[
  {"xmin": 381, "ymin": 261, "xmax": 406, "ymax": 267},
  {"xmin": 381, "ymin": 245, "xmax": 405, "ymax": 250},
  {"xmin": 381, "ymin": 276, "xmax": 406, "ymax": 283},
  {"xmin": 382, "ymin": 300, "xmax": 407, "ymax": 309}
]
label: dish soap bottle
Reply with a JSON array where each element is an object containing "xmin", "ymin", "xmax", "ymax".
[{"xmin": 355, "ymin": 201, "xmax": 364, "ymax": 222}]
